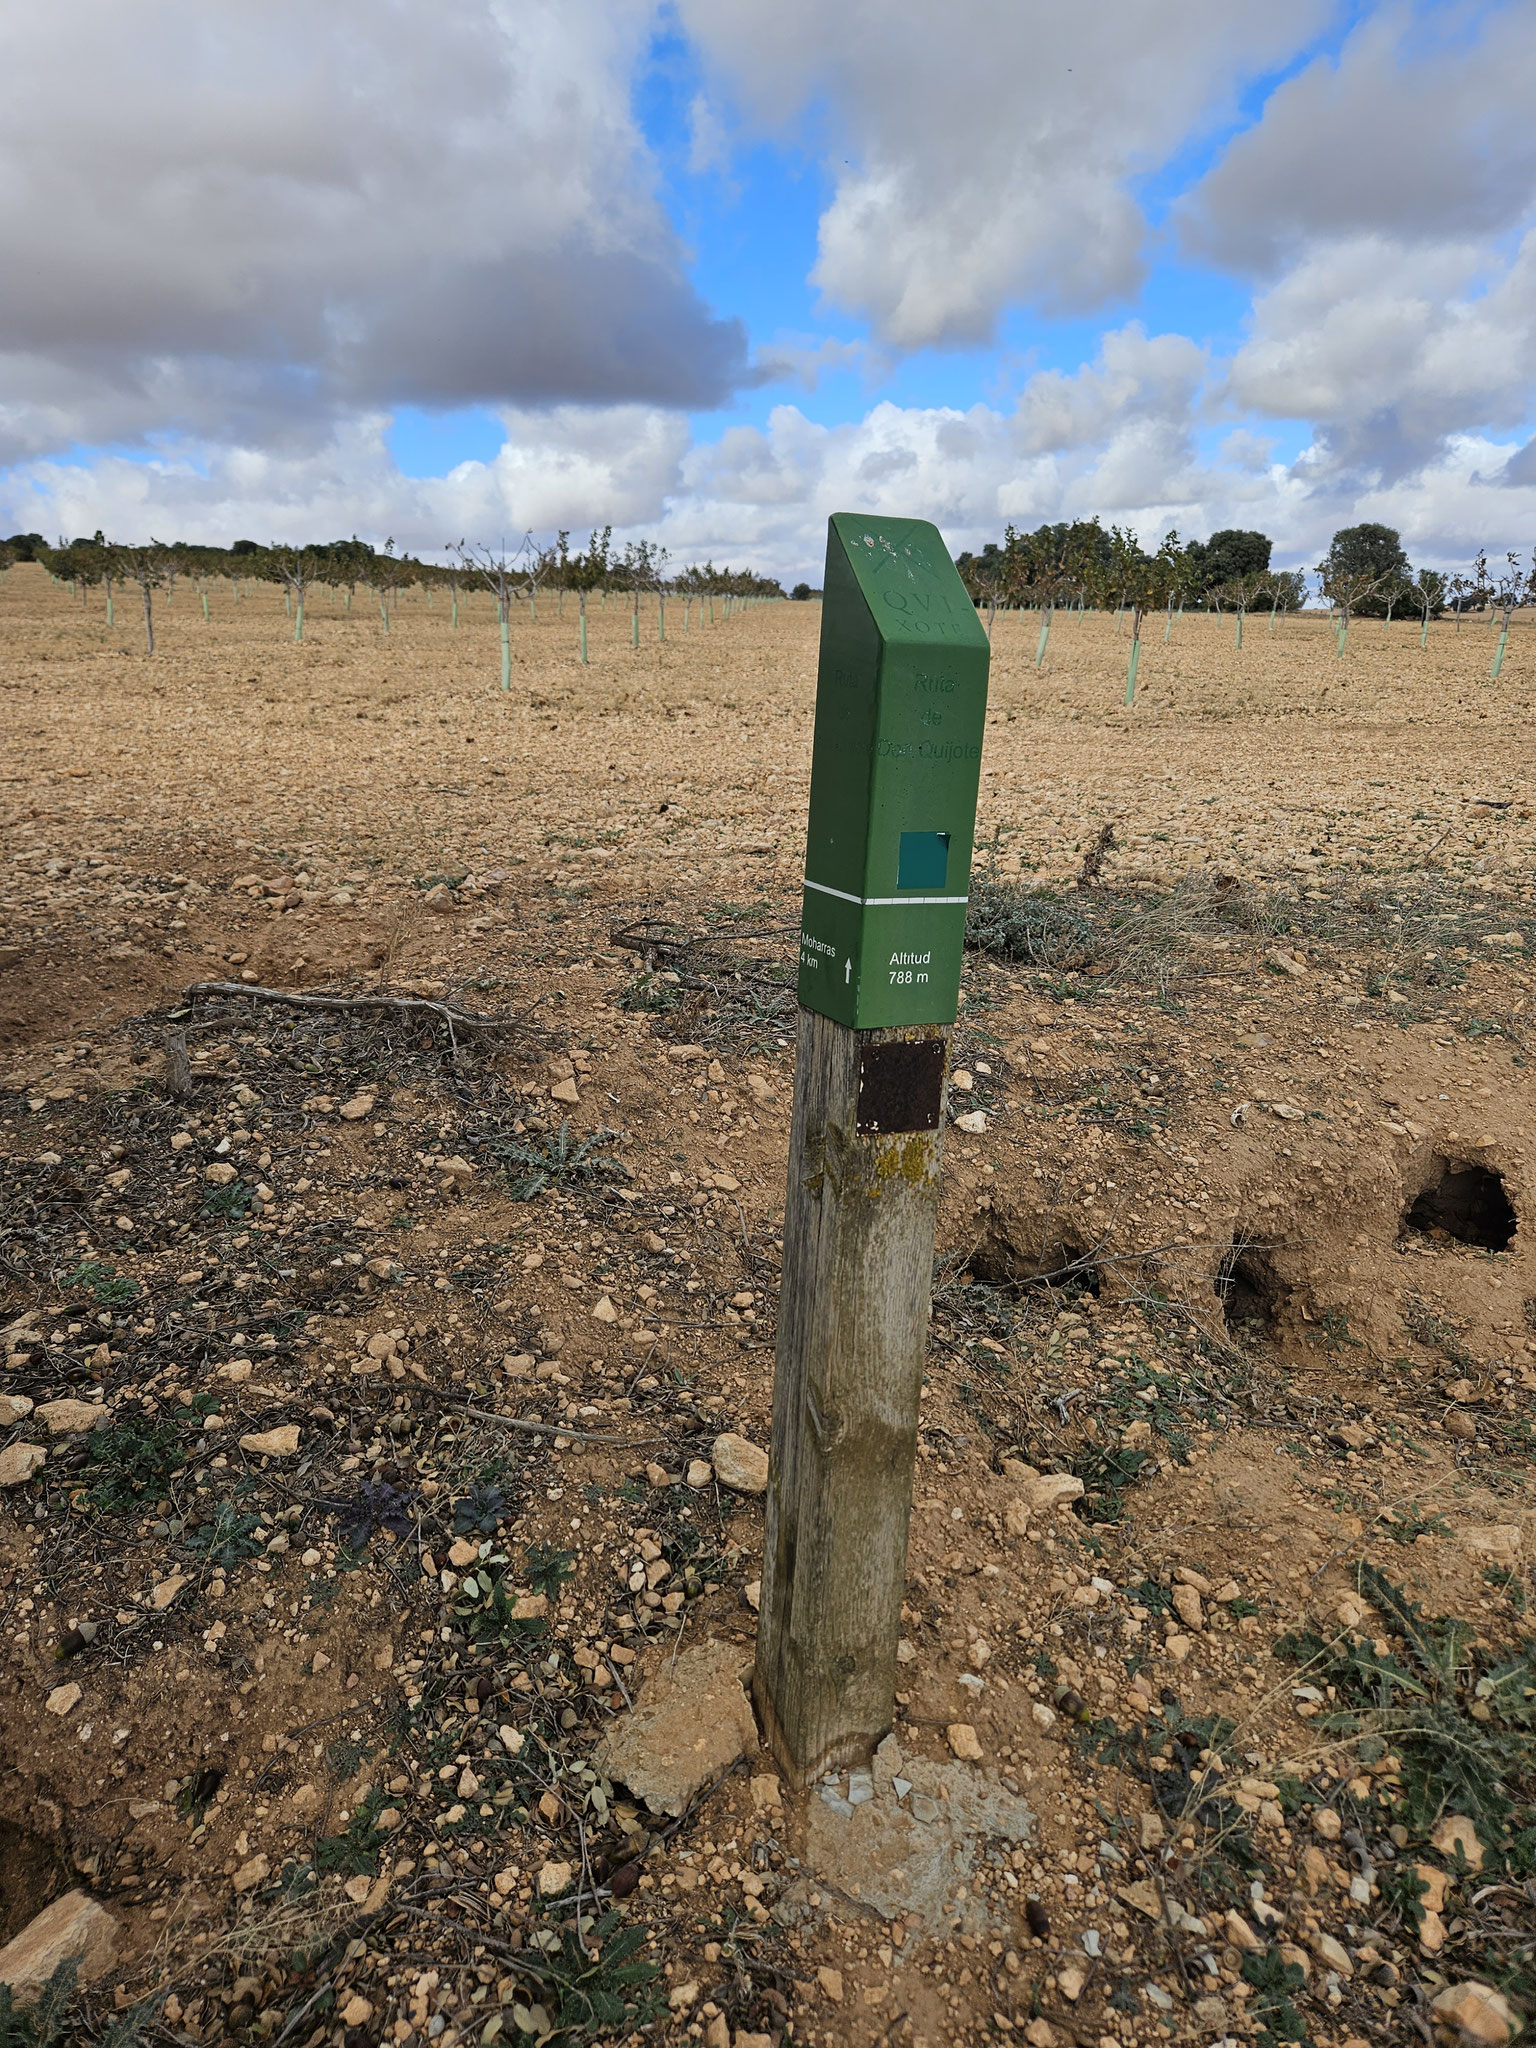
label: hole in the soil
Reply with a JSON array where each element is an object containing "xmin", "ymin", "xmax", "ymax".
[
  {"xmin": 0, "ymin": 1816, "xmax": 71, "ymax": 1945},
  {"xmin": 1216, "ymin": 1239, "xmax": 1288, "ymax": 1332},
  {"xmin": 1404, "ymin": 1158, "xmax": 1516, "ymax": 1251},
  {"xmin": 970, "ymin": 1229, "xmax": 1101, "ymax": 1297}
]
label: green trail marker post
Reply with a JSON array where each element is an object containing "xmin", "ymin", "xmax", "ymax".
[{"xmin": 754, "ymin": 514, "xmax": 990, "ymax": 1785}]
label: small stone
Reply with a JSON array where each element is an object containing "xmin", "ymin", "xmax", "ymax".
[
  {"xmin": 337, "ymin": 1093, "xmax": 376, "ymax": 1120},
  {"xmin": 1223, "ymin": 1909, "xmax": 1263, "ymax": 1953},
  {"xmin": 231, "ymin": 1855, "xmax": 270, "ymax": 1894},
  {"xmin": 592, "ymin": 1641, "xmax": 757, "ymax": 1818},
  {"xmin": 0, "ymin": 1394, "xmax": 34, "ymax": 1426},
  {"xmin": 1140, "ymin": 1810, "xmax": 1165, "ymax": 1850},
  {"xmin": 1266, "ymin": 946, "xmax": 1308, "ymax": 977},
  {"xmin": 711, "ymin": 1432, "xmax": 769, "ymax": 1494},
  {"xmin": 946, "ymin": 1723, "xmax": 983, "ymax": 1761},
  {"xmin": 538, "ymin": 1860, "xmax": 573, "ymax": 1897},
  {"xmin": 1312, "ymin": 1807, "xmax": 1342, "ymax": 1841},
  {"xmin": 749, "ymin": 1775, "xmax": 782, "ymax": 1812},
  {"xmin": 591, "ymin": 1295, "xmax": 619, "ymax": 1323},
  {"xmin": 36, "ymin": 1400, "xmax": 108, "ymax": 1436},
  {"xmin": 909, "ymin": 1793, "xmax": 940, "ymax": 1823},
  {"xmin": 150, "ymin": 1575, "xmax": 188, "ymax": 1611},
  {"xmin": 1024, "ymin": 2024, "xmax": 1058, "ymax": 2048},
  {"xmin": 510, "ymin": 1593, "xmax": 548, "ymax": 1621},
  {"xmin": 1444, "ymin": 1410, "xmax": 1477, "ymax": 1440},
  {"xmin": 1461, "ymin": 1525, "xmax": 1522, "ymax": 1564},
  {"xmin": 1430, "ymin": 1981, "xmax": 1518, "ymax": 2046},
  {"xmin": 1164, "ymin": 1633, "xmax": 1192, "ymax": 1662},
  {"xmin": 204, "ymin": 1162, "xmax": 237, "ymax": 1184},
  {"xmin": 1171, "ymin": 1583, "xmax": 1204, "ymax": 1630},
  {"xmin": 1056, "ymin": 1965, "xmax": 1085, "ymax": 2002},
  {"xmin": 1031, "ymin": 1702, "xmax": 1056, "ymax": 1732},
  {"xmin": 1004, "ymin": 1500, "xmax": 1031, "ymax": 1536},
  {"xmin": 342, "ymin": 1875, "xmax": 371, "ymax": 1904},
  {"xmin": 551, "ymin": 1077, "xmax": 580, "ymax": 1104},
  {"xmin": 46, "ymin": 1683, "xmax": 82, "ymax": 1717},
  {"xmin": 1414, "ymin": 1863, "xmax": 1449, "ymax": 1914},
  {"xmin": 1118, "ymin": 1880, "xmax": 1162, "ymax": 1920},
  {"xmin": 1419, "ymin": 1908, "xmax": 1447, "ymax": 1954},
  {"xmin": 1310, "ymin": 1930, "xmax": 1352, "ymax": 1976},
  {"xmin": 0, "ymin": 1892, "xmax": 119, "ymax": 2002},
  {"xmin": 816, "ymin": 1967, "xmax": 844, "ymax": 2002},
  {"xmin": 239, "ymin": 1425, "xmax": 300, "ymax": 1457},
  {"xmin": 1025, "ymin": 1473, "xmax": 1084, "ymax": 1513},
  {"xmin": 0, "ymin": 1443, "xmax": 46, "ymax": 1487},
  {"xmin": 340, "ymin": 1996, "xmax": 374, "ymax": 2027},
  {"xmin": 953, "ymin": 1109, "xmax": 989, "ymax": 1134},
  {"xmin": 447, "ymin": 1538, "xmax": 478, "ymax": 1568},
  {"xmin": 686, "ymin": 1459, "xmax": 713, "ymax": 1489},
  {"xmin": 1299, "ymin": 1845, "xmax": 1331, "ymax": 1894},
  {"xmin": 1431, "ymin": 1815, "xmax": 1485, "ymax": 1870}
]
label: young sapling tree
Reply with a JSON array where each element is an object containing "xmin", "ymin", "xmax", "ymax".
[
  {"xmin": 269, "ymin": 543, "xmax": 322, "ymax": 642},
  {"xmin": 451, "ymin": 537, "xmax": 532, "ymax": 692},
  {"xmin": 108, "ymin": 542, "xmax": 170, "ymax": 654}
]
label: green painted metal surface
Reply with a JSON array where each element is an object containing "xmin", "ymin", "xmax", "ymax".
[{"xmin": 796, "ymin": 514, "xmax": 991, "ymax": 1028}]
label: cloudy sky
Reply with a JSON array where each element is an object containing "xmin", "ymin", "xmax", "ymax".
[{"xmin": 1, "ymin": 0, "xmax": 1533, "ymax": 585}]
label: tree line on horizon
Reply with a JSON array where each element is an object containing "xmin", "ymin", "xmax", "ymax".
[
  {"xmin": 955, "ymin": 517, "xmax": 1535, "ymax": 698},
  {"xmin": 956, "ymin": 517, "xmax": 1532, "ymax": 632},
  {"xmin": 0, "ymin": 527, "xmax": 784, "ymax": 605},
  {"xmin": 0, "ymin": 527, "xmax": 785, "ymax": 679}
]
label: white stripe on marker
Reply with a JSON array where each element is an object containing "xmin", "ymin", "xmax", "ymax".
[{"xmin": 802, "ymin": 877, "xmax": 969, "ymax": 908}]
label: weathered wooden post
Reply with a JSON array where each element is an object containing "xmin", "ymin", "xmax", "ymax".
[{"xmin": 754, "ymin": 514, "xmax": 991, "ymax": 1785}]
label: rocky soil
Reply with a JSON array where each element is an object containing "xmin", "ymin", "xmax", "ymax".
[{"xmin": 0, "ymin": 567, "xmax": 1533, "ymax": 2048}]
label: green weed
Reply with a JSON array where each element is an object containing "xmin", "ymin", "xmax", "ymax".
[
  {"xmin": 480, "ymin": 1123, "xmax": 630, "ymax": 1202},
  {"xmin": 0, "ymin": 1961, "xmax": 78, "ymax": 2048},
  {"xmin": 63, "ymin": 1258, "xmax": 139, "ymax": 1306},
  {"xmin": 81, "ymin": 1414, "xmax": 186, "ymax": 1514},
  {"xmin": 512, "ymin": 1910, "xmax": 662, "ymax": 2039},
  {"xmin": 1277, "ymin": 1562, "xmax": 1536, "ymax": 1859}
]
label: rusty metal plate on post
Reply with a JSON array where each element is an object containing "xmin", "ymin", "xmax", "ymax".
[{"xmin": 855, "ymin": 1038, "xmax": 946, "ymax": 1134}]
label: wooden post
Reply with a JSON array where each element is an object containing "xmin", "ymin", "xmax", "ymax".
[{"xmin": 754, "ymin": 514, "xmax": 991, "ymax": 1786}]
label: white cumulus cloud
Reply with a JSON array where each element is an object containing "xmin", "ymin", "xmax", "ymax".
[{"xmin": 0, "ymin": 0, "xmax": 748, "ymax": 466}]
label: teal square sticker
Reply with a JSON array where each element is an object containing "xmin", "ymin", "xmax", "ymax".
[{"xmin": 897, "ymin": 830, "xmax": 951, "ymax": 890}]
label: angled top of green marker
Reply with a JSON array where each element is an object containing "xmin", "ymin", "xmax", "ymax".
[
  {"xmin": 797, "ymin": 515, "xmax": 991, "ymax": 1030},
  {"xmin": 828, "ymin": 514, "xmax": 991, "ymax": 655}
]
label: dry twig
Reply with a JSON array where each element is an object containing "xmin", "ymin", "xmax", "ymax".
[{"xmin": 183, "ymin": 978, "xmax": 541, "ymax": 1038}]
